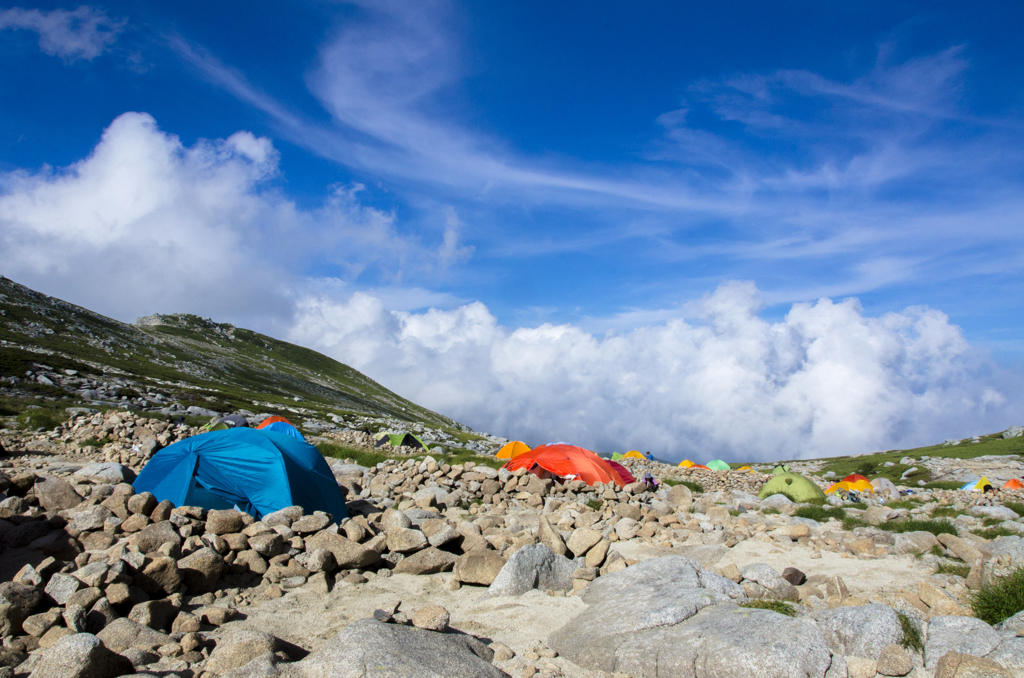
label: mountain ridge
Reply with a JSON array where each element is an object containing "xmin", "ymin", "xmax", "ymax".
[{"xmin": 0, "ymin": 276, "xmax": 468, "ymax": 436}]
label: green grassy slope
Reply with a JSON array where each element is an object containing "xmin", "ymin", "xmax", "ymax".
[{"xmin": 0, "ymin": 276, "xmax": 458, "ymax": 429}]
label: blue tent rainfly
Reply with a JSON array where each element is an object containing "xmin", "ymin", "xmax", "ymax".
[{"xmin": 133, "ymin": 428, "xmax": 348, "ymax": 520}]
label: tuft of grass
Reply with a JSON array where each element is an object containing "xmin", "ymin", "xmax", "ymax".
[
  {"xmin": 16, "ymin": 409, "xmax": 61, "ymax": 431},
  {"xmin": 1005, "ymin": 502, "xmax": 1024, "ymax": 516},
  {"xmin": 974, "ymin": 526, "xmax": 1017, "ymax": 540},
  {"xmin": 930, "ymin": 544, "xmax": 946, "ymax": 557},
  {"xmin": 318, "ymin": 443, "xmax": 393, "ymax": 468},
  {"xmin": 932, "ymin": 506, "xmax": 968, "ymax": 519},
  {"xmin": 739, "ymin": 599, "xmax": 796, "ymax": 617},
  {"xmin": 316, "ymin": 442, "xmax": 503, "ymax": 472},
  {"xmin": 794, "ymin": 506, "xmax": 846, "ymax": 522},
  {"xmin": 761, "ymin": 507, "xmax": 780, "ymax": 515},
  {"xmin": 924, "ymin": 481, "xmax": 964, "ymax": 490},
  {"xmin": 842, "ymin": 517, "xmax": 869, "ymax": 531},
  {"xmin": 883, "ymin": 519, "xmax": 957, "ymax": 536},
  {"xmin": 983, "ymin": 518, "xmax": 1004, "ymax": 527},
  {"xmin": 80, "ymin": 436, "xmax": 108, "ymax": 448},
  {"xmin": 887, "ymin": 500, "xmax": 923, "ymax": 510},
  {"xmin": 663, "ymin": 478, "xmax": 705, "ymax": 493},
  {"xmin": 586, "ymin": 498, "xmax": 604, "ymax": 511},
  {"xmin": 898, "ymin": 612, "xmax": 923, "ymax": 652},
  {"xmin": 970, "ymin": 567, "xmax": 1024, "ymax": 625},
  {"xmin": 935, "ymin": 562, "xmax": 971, "ymax": 578}
]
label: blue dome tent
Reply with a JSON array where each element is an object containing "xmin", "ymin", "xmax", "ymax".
[
  {"xmin": 259, "ymin": 420, "xmax": 304, "ymax": 440},
  {"xmin": 134, "ymin": 428, "xmax": 347, "ymax": 520}
]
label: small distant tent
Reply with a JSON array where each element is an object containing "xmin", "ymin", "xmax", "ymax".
[
  {"xmin": 842, "ymin": 474, "xmax": 871, "ymax": 484},
  {"xmin": 612, "ymin": 452, "xmax": 625, "ymax": 461},
  {"xmin": 737, "ymin": 466, "xmax": 753, "ymax": 472},
  {"xmin": 497, "ymin": 441, "xmax": 531, "ymax": 459},
  {"xmin": 758, "ymin": 473, "xmax": 827, "ymax": 503},
  {"xmin": 826, "ymin": 479, "xmax": 874, "ymax": 494},
  {"xmin": 257, "ymin": 416, "xmax": 295, "ymax": 430},
  {"xmin": 503, "ymin": 444, "xmax": 625, "ymax": 487},
  {"xmin": 962, "ymin": 477, "xmax": 993, "ymax": 492},
  {"xmin": 218, "ymin": 414, "xmax": 249, "ymax": 428},
  {"xmin": 1004, "ymin": 478, "xmax": 1024, "ymax": 491},
  {"xmin": 374, "ymin": 432, "xmax": 427, "ymax": 450},
  {"xmin": 679, "ymin": 460, "xmax": 695, "ymax": 468},
  {"xmin": 622, "ymin": 451, "xmax": 647, "ymax": 460},
  {"xmin": 706, "ymin": 460, "xmax": 731, "ymax": 471},
  {"xmin": 771, "ymin": 464, "xmax": 791, "ymax": 475},
  {"xmin": 133, "ymin": 428, "xmax": 348, "ymax": 520},
  {"xmin": 870, "ymin": 477, "xmax": 900, "ymax": 499}
]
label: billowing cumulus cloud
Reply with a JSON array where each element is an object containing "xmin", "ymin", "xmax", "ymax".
[
  {"xmin": 0, "ymin": 111, "xmax": 295, "ymax": 323},
  {"xmin": 0, "ymin": 112, "xmax": 460, "ymax": 326},
  {"xmin": 290, "ymin": 281, "xmax": 1019, "ymax": 462}
]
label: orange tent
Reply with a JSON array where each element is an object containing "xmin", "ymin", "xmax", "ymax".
[
  {"xmin": 502, "ymin": 444, "xmax": 625, "ymax": 486},
  {"xmin": 496, "ymin": 441, "xmax": 531, "ymax": 460},
  {"xmin": 842, "ymin": 474, "xmax": 871, "ymax": 484},
  {"xmin": 257, "ymin": 416, "xmax": 295, "ymax": 430},
  {"xmin": 692, "ymin": 464, "xmax": 710, "ymax": 470},
  {"xmin": 1004, "ymin": 479, "xmax": 1024, "ymax": 490},
  {"xmin": 679, "ymin": 460, "xmax": 695, "ymax": 468}
]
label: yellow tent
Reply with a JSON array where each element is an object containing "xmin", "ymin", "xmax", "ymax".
[
  {"xmin": 496, "ymin": 441, "xmax": 531, "ymax": 460},
  {"xmin": 737, "ymin": 466, "xmax": 753, "ymax": 472},
  {"xmin": 679, "ymin": 459, "xmax": 695, "ymax": 468},
  {"xmin": 623, "ymin": 450, "xmax": 647, "ymax": 460},
  {"xmin": 826, "ymin": 479, "xmax": 874, "ymax": 494}
]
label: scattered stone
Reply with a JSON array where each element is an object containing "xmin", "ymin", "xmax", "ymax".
[
  {"xmin": 30, "ymin": 632, "xmax": 134, "ymax": 678},
  {"xmin": 488, "ymin": 544, "xmax": 576, "ymax": 596},
  {"xmin": 876, "ymin": 643, "xmax": 913, "ymax": 676},
  {"xmin": 411, "ymin": 605, "xmax": 450, "ymax": 631},
  {"xmin": 454, "ymin": 551, "xmax": 507, "ymax": 586}
]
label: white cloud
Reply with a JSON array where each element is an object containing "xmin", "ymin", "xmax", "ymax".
[
  {"xmin": 290, "ymin": 281, "xmax": 1022, "ymax": 461},
  {"xmin": 0, "ymin": 112, "xmax": 460, "ymax": 325},
  {"xmin": 1, "ymin": 112, "xmax": 1019, "ymax": 462},
  {"xmin": 0, "ymin": 6, "xmax": 124, "ymax": 61}
]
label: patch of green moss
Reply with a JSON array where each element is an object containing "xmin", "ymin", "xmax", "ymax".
[{"xmin": 739, "ymin": 600, "xmax": 796, "ymax": 617}]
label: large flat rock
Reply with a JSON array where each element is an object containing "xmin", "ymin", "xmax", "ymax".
[{"xmin": 278, "ymin": 617, "xmax": 507, "ymax": 678}]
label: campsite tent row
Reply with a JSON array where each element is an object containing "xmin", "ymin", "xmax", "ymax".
[{"xmin": 678, "ymin": 459, "xmax": 753, "ymax": 472}]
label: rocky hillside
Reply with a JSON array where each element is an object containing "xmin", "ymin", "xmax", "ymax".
[{"xmin": 0, "ymin": 276, "xmax": 490, "ymax": 445}]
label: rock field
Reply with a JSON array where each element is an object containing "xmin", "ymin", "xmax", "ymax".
[{"xmin": 2, "ymin": 410, "xmax": 1024, "ymax": 677}]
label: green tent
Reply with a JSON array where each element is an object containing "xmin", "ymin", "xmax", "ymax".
[
  {"xmin": 770, "ymin": 464, "xmax": 791, "ymax": 475},
  {"xmin": 706, "ymin": 459, "xmax": 731, "ymax": 471},
  {"xmin": 374, "ymin": 432, "xmax": 428, "ymax": 450},
  {"xmin": 611, "ymin": 452, "xmax": 624, "ymax": 461},
  {"xmin": 758, "ymin": 473, "xmax": 826, "ymax": 502}
]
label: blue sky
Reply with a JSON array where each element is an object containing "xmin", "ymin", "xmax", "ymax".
[{"xmin": 2, "ymin": 1, "xmax": 1022, "ymax": 458}]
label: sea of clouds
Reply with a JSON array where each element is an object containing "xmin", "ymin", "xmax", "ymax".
[{"xmin": 1, "ymin": 113, "xmax": 1020, "ymax": 461}]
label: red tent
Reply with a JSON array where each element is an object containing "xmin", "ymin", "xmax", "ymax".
[
  {"xmin": 607, "ymin": 460, "xmax": 636, "ymax": 486},
  {"xmin": 503, "ymin": 444, "xmax": 626, "ymax": 486},
  {"xmin": 257, "ymin": 416, "xmax": 295, "ymax": 430},
  {"xmin": 842, "ymin": 474, "xmax": 871, "ymax": 484}
]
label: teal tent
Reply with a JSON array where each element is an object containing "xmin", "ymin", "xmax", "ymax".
[
  {"xmin": 706, "ymin": 459, "xmax": 731, "ymax": 471},
  {"xmin": 134, "ymin": 428, "xmax": 347, "ymax": 520}
]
